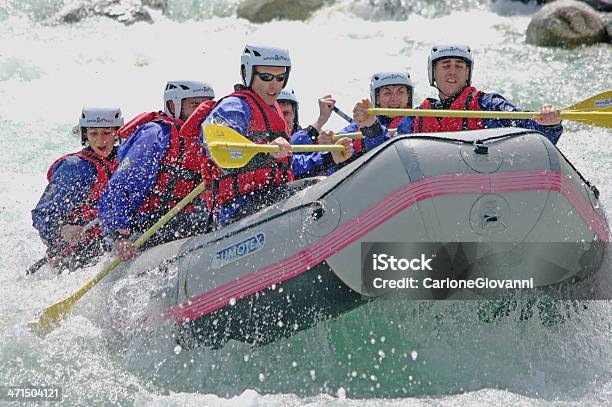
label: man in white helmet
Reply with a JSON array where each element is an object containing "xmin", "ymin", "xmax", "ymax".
[
  {"xmin": 200, "ymin": 44, "xmax": 352, "ymax": 227},
  {"xmin": 354, "ymin": 44, "xmax": 563, "ymax": 143},
  {"xmin": 32, "ymin": 107, "xmax": 123, "ymax": 269},
  {"xmin": 99, "ymin": 80, "xmax": 215, "ymax": 261},
  {"xmin": 117, "ymin": 80, "xmax": 215, "ymax": 139}
]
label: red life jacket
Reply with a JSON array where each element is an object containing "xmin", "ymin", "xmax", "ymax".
[
  {"xmin": 117, "ymin": 111, "xmax": 168, "ymax": 140},
  {"xmin": 177, "ymin": 100, "xmax": 217, "ymax": 206},
  {"xmin": 179, "ymin": 100, "xmax": 216, "ymax": 141},
  {"xmin": 130, "ymin": 112, "xmax": 208, "ymax": 220},
  {"xmin": 47, "ymin": 147, "xmax": 118, "ymax": 241},
  {"xmin": 413, "ymin": 86, "xmax": 485, "ymax": 133},
  {"xmin": 204, "ymin": 88, "xmax": 294, "ymax": 210},
  {"xmin": 353, "ymin": 115, "xmax": 403, "ymax": 155}
]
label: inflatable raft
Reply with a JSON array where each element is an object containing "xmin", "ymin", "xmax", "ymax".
[{"xmin": 122, "ymin": 127, "xmax": 609, "ymax": 348}]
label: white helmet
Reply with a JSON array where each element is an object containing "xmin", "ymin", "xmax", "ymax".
[
  {"xmin": 163, "ymin": 80, "xmax": 215, "ymax": 119},
  {"xmin": 240, "ymin": 44, "xmax": 291, "ymax": 88},
  {"xmin": 427, "ymin": 44, "xmax": 474, "ymax": 86},
  {"xmin": 369, "ymin": 72, "xmax": 414, "ymax": 107},
  {"xmin": 277, "ymin": 88, "xmax": 299, "ymax": 128},
  {"xmin": 79, "ymin": 107, "xmax": 124, "ymax": 145},
  {"xmin": 277, "ymin": 88, "xmax": 298, "ymax": 105}
]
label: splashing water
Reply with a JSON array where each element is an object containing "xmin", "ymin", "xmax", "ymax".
[{"xmin": 1, "ymin": 0, "xmax": 611, "ymax": 405}]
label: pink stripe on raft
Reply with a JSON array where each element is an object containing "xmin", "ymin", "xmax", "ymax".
[
  {"xmin": 560, "ymin": 176, "xmax": 608, "ymax": 240},
  {"xmin": 169, "ymin": 179, "xmax": 589, "ymax": 322},
  {"xmin": 167, "ymin": 170, "xmax": 608, "ymax": 323}
]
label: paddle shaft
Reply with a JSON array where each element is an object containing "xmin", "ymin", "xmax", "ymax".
[
  {"xmin": 335, "ymin": 91, "xmax": 612, "ymax": 140},
  {"xmin": 26, "ymin": 219, "xmax": 101, "ymax": 276},
  {"xmin": 209, "ymin": 142, "xmax": 346, "ymax": 153},
  {"xmin": 333, "ymin": 106, "xmax": 353, "ymax": 123},
  {"xmin": 332, "ymin": 128, "xmax": 398, "ymax": 141},
  {"xmin": 26, "ymin": 257, "xmax": 48, "ymax": 275},
  {"xmin": 368, "ymin": 108, "xmax": 605, "ymax": 121}
]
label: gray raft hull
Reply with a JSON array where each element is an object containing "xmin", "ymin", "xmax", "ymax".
[{"xmin": 123, "ymin": 127, "xmax": 609, "ymax": 348}]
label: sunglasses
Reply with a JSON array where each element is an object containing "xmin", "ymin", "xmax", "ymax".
[{"xmin": 254, "ymin": 71, "xmax": 288, "ymax": 82}]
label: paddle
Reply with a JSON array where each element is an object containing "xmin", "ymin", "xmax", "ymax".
[
  {"xmin": 26, "ymin": 257, "xmax": 49, "ymax": 275},
  {"xmin": 26, "ymin": 219, "xmax": 102, "ymax": 276},
  {"xmin": 29, "ymin": 180, "xmax": 208, "ymax": 333},
  {"xmin": 333, "ymin": 106, "xmax": 353, "ymax": 123},
  {"xmin": 332, "ymin": 128, "xmax": 398, "ymax": 141},
  {"xmin": 368, "ymin": 91, "xmax": 612, "ymax": 129},
  {"xmin": 204, "ymin": 124, "xmax": 348, "ymax": 169}
]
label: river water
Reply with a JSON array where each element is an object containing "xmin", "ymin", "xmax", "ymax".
[{"xmin": 1, "ymin": 0, "xmax": 611, "ymax": 405}]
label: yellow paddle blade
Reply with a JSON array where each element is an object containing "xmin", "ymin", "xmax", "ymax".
[
  {"xmin": 204, "ymin": 123, "xmax": 252, "ymax": 145},
  {"xmin": 28, "ymin": 257, "xmax": 121, "ymax": 333},
  {"xmin": 571, "ymin": 117, "xmax": 612, "ymax": 129},
  {"xmin": 28, "ymin": 300, "xmax": 72, "ymax": 333},
  {"xmin": 564, "ymin": 91, "xmax": 612, "ymax": 128},
  {"xmin": 204, "ymin": 124, "xmax": 347, "ymax": 169},
  {"xmin": 209, "ymin": 143, "xmax": 262, "ymax": 169},
  {"xmin": 566, "ymin": 90, "xmax": 612, "ymax": 111},
  {"xmin": 204, "ymin": 124, "xmax": 264, "ymax": 168}
]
